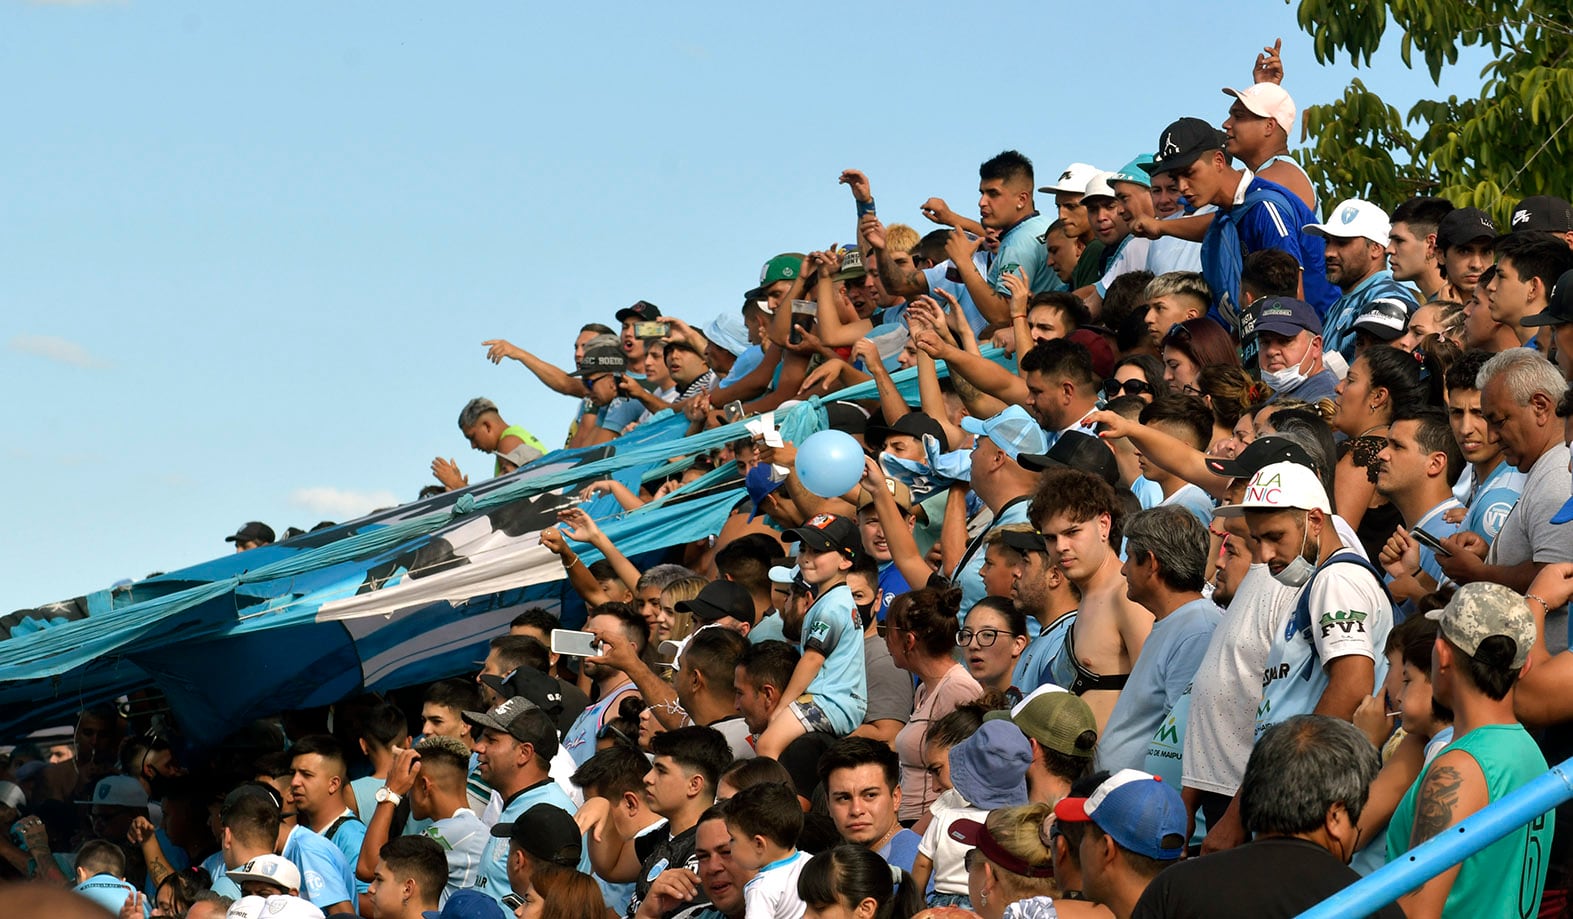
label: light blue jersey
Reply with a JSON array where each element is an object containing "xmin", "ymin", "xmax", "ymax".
[
  {"xmin": 1320, "ymin": 270, "xmax": 1418, "ymax": 364},
  {"xmin": 1464, "ymin": 461, "xmax": 1526, "ymax": 545},
  {"xmin": 564, "ymin": 680, "xmax": 640, "ymax": 765},
  {"xmin": 1158, "ymin": 483, "xmax": 1216, "ymax": 527},
  {"xmin": 1410, "ymin": 498, "xmax": 1464, "ymax": 594},
  {"xmin": 1131, "ymin": 476, "xmax": 1165, "ymax": 510},
  {"xmin": 282, "ymin": 824, "xmax": 358, "ymax": 912},
  {"xmin": 749, "ymin": 612, "xmax": 787, "ymax": 644},
  {"xmin": 476, "ymin": 782, "xmax": 580, "ymax": 906},
  {"xmin": 989, "ymin": 213, "xmax": 1055, "ymax": 298},
  {"xmin": 1256, "ymin": 552, "xmax": 1395, "ymax": 740},
  {"xmin": 324, "ymin": 813, "xmax": 370, "ymax": 901},
  {"xmin": 718, "ymin": 345, "xmax": 764, "ymax": 388},
  {"xmin": 801, "ymin": 583, "xmax": 868, "ymax": 735},
  {"xmin": 1013, "ymin": 613, "xmax": 1075, "ymax": 691}
]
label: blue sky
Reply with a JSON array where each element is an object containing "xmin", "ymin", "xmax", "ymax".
[{"xmin": 1, "ymin": 1, "xmax": 1489, "ymax": 609}]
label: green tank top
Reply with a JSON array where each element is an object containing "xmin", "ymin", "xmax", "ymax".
[
  {"xmin": 1385, "ymin": 723, "xmax": 1553, "ymax": 919},
  {"xmin": 495, "ymin": 423, "xmax": 548, "ymax": 475}
]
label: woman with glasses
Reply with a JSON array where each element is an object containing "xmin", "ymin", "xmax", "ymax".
[
  {"xmin": 958, "ymin": 596, "xmax": 1029, "ymax": 701},
  {"xmin": 887, "ymin": 588, "xmax": 982, "ymax": 832},
  {"xmin": 1101, "ymin": 355, "xmax": 1165, "ymax": 404},
  {"xmin": 1160, "ymin": 318, "xmax": 1239, "ymax": 396}
]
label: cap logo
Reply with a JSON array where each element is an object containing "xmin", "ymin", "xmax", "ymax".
[
  {"xmin": 99, "ymin": 785, "xmax": 109, "ymax": 800},
  {"xmin": 1340, "ymin": 205, "xmax": 1359, "ymax": 224},
  {"xmin": 1244, "ymin": 471, "xmax": 1284, "ymax": 505},
  {"xmin": 782, "ymin": 266, "xmax": 796, "ymax": 278},
  {"xmin": 1160, "ymin": 133, "xmax": 1179, "ymax": 157},
  {"xmin": 1514, "ymin": 210, "xmax": 1531, "ymax": 226},
  {"xmin": 1059, "ymin": 169, "xmax": 1073, "ymax": 181},
  {"xmin": 806, "ymin": 513, "xmax": 835, "ymax": 530}
]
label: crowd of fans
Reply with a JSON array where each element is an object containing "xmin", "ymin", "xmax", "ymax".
[{"xmin": 11, "ymin": 39, "xmax": 1573, "ymax": 919}]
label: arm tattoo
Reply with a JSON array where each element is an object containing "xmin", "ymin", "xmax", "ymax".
[{"xmin": 1411, "ymin": 764, "xmax": 1464, "ymax": 844}]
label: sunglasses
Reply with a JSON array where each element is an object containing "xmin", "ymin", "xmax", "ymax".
[{"xmin": 1101, "ymin": 378, "xmax": 1154, "ymax": 398}]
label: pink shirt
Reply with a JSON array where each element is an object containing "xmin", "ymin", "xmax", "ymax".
[{"xmin": 893, "ymin": 663, "xmax": 984, "ymax": 823}]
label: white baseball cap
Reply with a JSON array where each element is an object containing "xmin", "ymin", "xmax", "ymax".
[
  {"xmin": 226, "ymin": 895, "xmax": 324, "ymax": 919},
  {"xmin": 1081, "ymin": 171, "xmax": 1119, "ymax": 202},
  {"xmin": 1304, "ymin": 198, "xmax": 1392, "ymax": 247},
  {"xmin": 76, "ymin": 775, "xmax": 149, "ymax": 809},
  {"xmin": 1038, "ymin": 162, "xmax": 1101, "ymax": 196},
  {"xmin": 1214, "ymin": 461, "xmax": 1331, "ymax": 517},
  {"xmin": 1223, "ymin": 82, "xmax": 1297, "ymax": 133},
  {"xmin": 226, "ymin": 855, "xmax": 302, "ymax": 894}
]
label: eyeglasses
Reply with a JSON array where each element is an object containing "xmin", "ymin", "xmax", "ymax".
[
  {"xmin": 956, "ymin": 627, "xmax": 1005, "ymax": 648},
  {"xmin": 1101, "ymin": 378, "xmax": 1154, "ymax": 398},
  {"xmin": 1162, "ymin": 322, "xmax": 1193, "ymax": 345}
]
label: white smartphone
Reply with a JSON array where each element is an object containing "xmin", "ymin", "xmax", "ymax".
[{"xmin": 551, "ymin": 629, "xmax": 603, "ymax": 658}]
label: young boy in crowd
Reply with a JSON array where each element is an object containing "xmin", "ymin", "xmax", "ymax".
[
  {"xmin": 723, "ymin": 781, "xmax": 811, "ymax": 919},
  {"xmin": 755, "ymin": 514, "xmax": 869, "ymax": 759}
]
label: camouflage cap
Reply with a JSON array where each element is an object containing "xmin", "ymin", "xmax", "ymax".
[{"xmin": 1425, "ymin": 582, "xmax": 1535, "ymax": 668}]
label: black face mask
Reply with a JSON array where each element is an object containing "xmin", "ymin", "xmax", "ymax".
[{"xmin": 855, "ymin": 600, "xmax": 876, "ymax": 630}]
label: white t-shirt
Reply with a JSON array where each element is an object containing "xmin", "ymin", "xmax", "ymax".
[
  {"xmin": 918, "ymin": 789, "xmax": 988, "ymax": 895},
  {"xmin": 1182, "ymin": 565, "xmax": 1298, "ymax": 796},
  {"xmin": 1256, "ymin": 552, "xmax": 1393, "ymax": 740},
  {"xmin": 742, "ymin": 849, "xmax": 812, "ymax": 919}
]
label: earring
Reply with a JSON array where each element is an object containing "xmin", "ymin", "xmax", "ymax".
[{"xmin": 981, "ymin": 890, "xmax": 989, "ymax": 906}]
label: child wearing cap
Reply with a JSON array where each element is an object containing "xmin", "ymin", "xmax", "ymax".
[
  {"xmin": 754, "ymin": 514, "xmax": 868, "ymax": 759},
  {"xmin": 913, "ymin": 718, "xmax": 1032, "ymax": 908}
]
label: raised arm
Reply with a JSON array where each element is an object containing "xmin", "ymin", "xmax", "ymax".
[
  {"xmin": 558, "ymin": 507, "xmax": 645, "ymax": 596},
  {"xmin": 1085, "ymin": 410, "xmax": 1233, "ymax": 499},
  {"xmin": 945, "ymin": 229, "xmax": 1012, "ymax": 327},
  {"xmin": 541, "ymin": 526, "xmax": 612, "ymax": 607},
  {"xmin": 860, "ymin": 214, "xmax": 930, "ymax": 297},
  {"xmin": 483, "ymin": 339, "xmax": 586, "ymax": 397},
  {"xmin": 860, "ymin": 458, "xmax": 936, "ymax": 589},
  {"xmin": 852, "ymin": 337, "xmax": 911, "ymax": 425}
]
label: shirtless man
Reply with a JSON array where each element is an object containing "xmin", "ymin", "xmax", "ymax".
[{"xmin": 1030, "ymin": 469, "xmax": 1152, "ymax": 729}]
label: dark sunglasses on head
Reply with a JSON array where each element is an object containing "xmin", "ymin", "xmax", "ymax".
[{"xmin": 1102, "ymin": 378, "xmax": 1154, "ymax": 398}]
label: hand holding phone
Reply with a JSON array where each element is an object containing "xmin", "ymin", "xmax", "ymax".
[
  {"xmin": 551, "ymin": 629, "xmax": 605, "ymax": 658},
  {"xmin": 1411, "ymin": 528, "xmax": 1452, "ymax": 557}
]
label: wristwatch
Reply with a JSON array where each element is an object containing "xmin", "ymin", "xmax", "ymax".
[{"xmin": 374, "ymin": 787, "xmax": 402, "ymax": 807}]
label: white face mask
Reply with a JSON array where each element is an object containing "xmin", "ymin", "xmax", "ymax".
[
  {"xmin": 1261, "ymin": 347, "xmax": 1314, "ymax": 394},
  {"xmin": 1271, "ymin": 512, "xmax": 1319, "ymax": 588}
]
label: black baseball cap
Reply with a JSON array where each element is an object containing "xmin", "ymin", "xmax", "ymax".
[
  {"xmin": 1436, "ymin": 207, "xmax": 1497, "ymax": 251},
  {"xmin": 825, "ymin": 400, "xmax": 874, "ymax": 437},
  {"xmin": 1507, "ymin": 195, "xmax": 1573, "ymax": 235},
  {"xmin": 1205, "ymin": 435, "xmax": 1317, "ymax": 479},
  {"xmin": 462, "ymin": 697, "xmax": 546, "ymax": 742},
  {"xmin": 225, "ymin": 521, "xmax": 276, "ymax": 545},
  {"xmin": 576, "ymin": 336, "xmax": 627, "ymax": 377},
  {"xmin": 1141, "ymin": 118, "xmax": 1228, "ymax": 177},
  {"xmin": 676, "ymin": 579, "xmax": 754, "ymax": 624},
  {"xmin": 614, "ymin": 300, "xmax": 661, "ymax": 323},
  {"xmin": 1524, "ymin": 268, "xmax": 1573, "ymax": 327},
  {"xmin": 783, "ymin": 513, "xmax": 862, "ymax": 559},
  {"xmin": 998, "ymin": 528, "xmax": 1050, "ymax": 554},
  {"xmin": 1019, "ymin": 431, "xmax": 1119, "ymax": 487},
  {"xmin": 489, "ymin": 803, "xmax": 582, "ymax": 867},
  {"xmin": 865, "ymin": 411, "xmax": 949, "ymax": 452},
  {"xmin": 478, "ymin": 669, "xmax": 565, "ymax": 722}
]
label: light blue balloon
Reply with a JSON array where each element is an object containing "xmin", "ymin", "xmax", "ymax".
[{"xmin": 796, "ymin": 429, "xmax": 866, "ymax": 498}]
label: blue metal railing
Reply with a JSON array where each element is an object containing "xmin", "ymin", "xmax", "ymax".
[{"xmin": 1297, "ymin": 757, "xmax": 1573, "ymax": 918}]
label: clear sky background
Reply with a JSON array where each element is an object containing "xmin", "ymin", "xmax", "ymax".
[{"xmin": 1, "ymin": 1, "xmax": 1490, "ymax": 610}]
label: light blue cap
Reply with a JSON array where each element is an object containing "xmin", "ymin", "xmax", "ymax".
[
  {"xmin": 960, "ymin": 405, "xmax": 1050, "ymax": 462},
  {"xmin": 1109, "ymin": 155, "xmax": 1154, "ymax": 188}
]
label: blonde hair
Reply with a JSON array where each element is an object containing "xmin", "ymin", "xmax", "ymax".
[
  {"xmin": 983, "ymin": 803, "xmax": 1057, "ymax": 899},
  {"xmin": 886, "ymin": 223, "xmax": 920, "ymax": 253},
  {"xmin": 661, "ymin": 575, "xmax": 707, "ymax": 642},
  {"xmin": 1142, "ymin": 271, "xmax": 1211, "ymax": 308}
]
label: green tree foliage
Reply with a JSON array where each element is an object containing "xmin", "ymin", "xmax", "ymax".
[{"xmin": 1294, "ymin": 0, "xmax": 1573, "ymax": 220}]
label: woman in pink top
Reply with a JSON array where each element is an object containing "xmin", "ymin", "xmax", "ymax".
[{"xmin": 887, "ymin": 587, "xmax": 984, "ymax": 831}]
